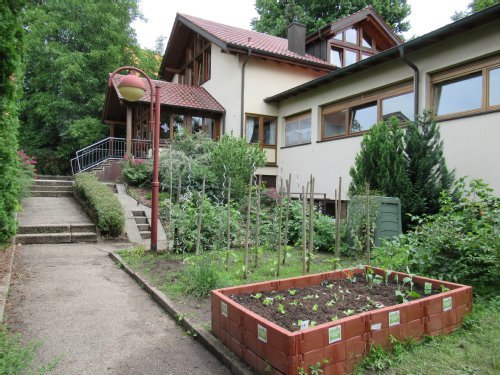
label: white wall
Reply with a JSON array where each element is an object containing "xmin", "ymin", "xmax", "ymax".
[{"xmin": 275, "ymin": 20, "xmax": 500, "ymax": 197}]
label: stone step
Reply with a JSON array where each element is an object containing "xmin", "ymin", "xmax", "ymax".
[
  {"xmin": 137, "ymin": 223, "xmax": 150, "ymax": 232},
  {"xmin": 17, "ymin": 233, "xmax": 71, "ymax": 245},
  {"xmin": 34, "ymin": 179, "xmax": 73, "ymax": 186},
  {"xmin": 71, "ymin": 232, "xmax": 97, "ymax": 243},
  {"xmin": 71, "ymin": 223, "xmax": 96, "ymax": 233},
  {"xmin": 36, "ymin": 175, "xmax": 73, "ymax": 181},
  {"xmin": 31, "ymin": 191, "xmax": 73, "ymax": 197},
  {"xmin": 18, "ymin": 224, "xmax": 70, "ymax": 234},
  {"xmin": 139, "ymin": 231, "xmax": 151, "ymax": 239},
  {"xmin": 132, "ymin": 210, "xmax": 146, "ymax": 217},
  {"xmin": 31, "ymin": 185, "xmax": 74, "ymax": 192},
  {"xmin": 134, "ymin": 217, "xmax": 148, "ymax": 224}
]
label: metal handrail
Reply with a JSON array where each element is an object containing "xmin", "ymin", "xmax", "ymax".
[{"xmin": 70, "ymin": 137, "xmax": 152, "ymax": 174}]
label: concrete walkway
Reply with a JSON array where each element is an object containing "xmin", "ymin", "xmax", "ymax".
[
  {"xmin": 7, "ymin": 243, "xmax": 230, "ymax": 375},
  {"xmin": 18, "ymin": 197, "xmax": 92, "ymax": 226}
]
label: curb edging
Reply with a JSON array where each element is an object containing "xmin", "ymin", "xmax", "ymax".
[
  {"xmin": 108, "ymin": 251, "xmax": 254, "ymax": 375},
  {"xmin": 0, "ymin": 241, "xmax": 17, "ymax": 324}
]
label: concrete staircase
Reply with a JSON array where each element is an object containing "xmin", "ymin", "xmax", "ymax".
[
  {"xmin": 132, "ymin": 210, "xmax": 151, "ymax": 239},
  {"xmin": 16, "ymin": 176, "xmax": 98, "ymax": 245},
  {"xmin": 32, "ymin": 175, "xmax": 74, "ymax": 197}
]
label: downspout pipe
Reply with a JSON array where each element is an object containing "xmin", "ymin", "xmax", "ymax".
[
  {"xmin": 399, "ymin": 46, "xmax": 419, "ymax": 119},
  {"xmin": 240, "ymin": 48, "xmax": 252, "ymax": 138}
]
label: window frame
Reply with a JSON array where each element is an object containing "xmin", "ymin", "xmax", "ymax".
[
  {"xmin": 179, "ymin": 34, "xmax": 211, "ymax": 86},
  {"xmin": 430, "ymin": 53, "xmax": 500, "ymax": 121},
  {"xmin": 328, "ymin": 26, "xmax": 377, "ymax": 67},
  {"xmin": 320, "ymin": 81, "xmax": 414, "ymax": 141},
  {"xmin": 284, "ymin": 111, "xmax": 312, "ymax": 147}
]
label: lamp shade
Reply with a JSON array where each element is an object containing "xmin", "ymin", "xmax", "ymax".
[{"xmin": 117, "ymin": 74, "xmax": 146, "ymax": 102}]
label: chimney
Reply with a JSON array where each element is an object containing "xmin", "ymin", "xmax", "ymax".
[{"xmin": 287, "ymin": 19, "xmax": 306, "ymax": 56}]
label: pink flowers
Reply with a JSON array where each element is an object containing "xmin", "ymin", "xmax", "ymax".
[{"xmin": 18, "ymin": 149, "xmax": 37, "ymax": 166}]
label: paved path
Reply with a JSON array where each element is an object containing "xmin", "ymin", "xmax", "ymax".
[
  {"xmin": 18, "ymin": 197, "xmax": 92, "ymax": 226},
  {"xmin": 7, "ymin": 242, "xmax": 230, "ymax": 375}
]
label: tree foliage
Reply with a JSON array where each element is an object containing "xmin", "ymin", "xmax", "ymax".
[
  {"xmin": 19, "ymin": 0, "xmax": 141, "ymax": 174},
  {"xmin": 251, "ymin": 0, "xmax": 411, "ymax": 37},
  {"xmin": 452, "ymin": 0, "xmax": 500, "ymax": 21},
  {"xmin": 349, "ymin": 114, "xmax": 454, "ymax": 229},
  {"xmin": 0, "ymin": 0, "xmax": 24, "ymax": 244}
]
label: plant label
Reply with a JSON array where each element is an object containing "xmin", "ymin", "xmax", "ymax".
[
  {"xmin": 424, "ymin": 282, "xmax": 432, "ymax": 295},
  {"xmin": 371, "ymin": 323, "xmax": 382, "ymax": 331},
  {"xmin": 300, "ymin": 320, "xmax": 310, "ymax": 330},
  {"xmin": 221, "ymin": 301, "xmax": 228, "ymax": 318},
  {"xmin": 443, "ymin": 297, "xmax": 453, "ymax": 311},
  {"xmin": 328, "ymin": 325, "xmax": 342, "ymax": 344},
  {"xmin": 258, "ymin": 324, "xmax": 267, "ymax": 343},
  {"xmin": 389, "ymin": 310, "xmax": 400, "ymax": 327}
]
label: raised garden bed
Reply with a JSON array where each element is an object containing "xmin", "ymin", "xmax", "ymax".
[{"xmin": 212, "ymin": 266, "xmax": 473, "ymax": 375}]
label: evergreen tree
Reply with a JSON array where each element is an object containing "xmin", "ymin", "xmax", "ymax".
[
  {"xmin": 404, "ymin": 112, "xmax": 454, "ymax": 219},
  {"xmin": 20, "ymin": 0, "xmax": 141, "ymax": 174},
  {"xmin": 252, "ymin": 0, "xmax": 411, "ymax": 37},
  {"xmin": 452, "ymin": 0, "xmax": 500, "ymax": 21},
  {"xmin": 0, "ymin": 0, "xmax": 24, "ymax": 243},
  {"xmin": 349, "ymin": 119, "xmax": 410, "ymax": 201}
]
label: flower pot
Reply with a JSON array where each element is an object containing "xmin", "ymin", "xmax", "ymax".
[{"xmin": 212, "ymin": 266, "xmax": 472, "ymax": 374}]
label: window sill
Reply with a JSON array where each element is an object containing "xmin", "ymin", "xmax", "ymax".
[
  {"xmin": 435, "ymin": 107, "xmax": 500, "ymax": 122},
  {"xmin": 317, "ymin": 132, "xmax": 366, "ymax": 143},
  {"xmin": 280, "ymin": 142, "xmax": 312, "ymax": 149}
]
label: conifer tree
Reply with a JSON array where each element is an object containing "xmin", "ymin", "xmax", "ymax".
[{"xmin": 404, "ymin": 112, "xmax": 454, "ymax": 219}]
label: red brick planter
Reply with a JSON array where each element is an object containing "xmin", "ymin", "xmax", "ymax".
[{"xmin": 212, "ymin": 266, "xmax": 472, "ymax": 374}]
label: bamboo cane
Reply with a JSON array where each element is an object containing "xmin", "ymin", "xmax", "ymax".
[
  {"xmin": 168, "ymin": 146, "xmax": 173, "ymax": 252},
  {"xmin": 195, "ymin": 176, "xmax": 206, "ymax": 256},
  {"xmin": 243, "ymin": 174, "xmax": 253, "ymax": 279},
  {"xmin": 366, "ymin": 182, "xmax": 371, "ymax": 265},
  {"xmin": 335, "ymin": 177, "xmax": 342, "ymax": 258},
  {"xmin": 307, "ymin": 176, "xmax": 315, "ymax": 273}
]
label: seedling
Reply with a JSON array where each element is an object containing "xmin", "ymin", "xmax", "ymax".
[
  {"xmin": 277, "ymin": 303, "xmax": 286, "ymax": 315},
  {"xmin": 262, "ymin": 297, "xmax": 273, "ymax": 306},
  {"xmin": 310, "ymin": 321, "xmax": 317, "ymax": 327},
  {"xmin": 406, "ymin": 290, "xmax": 421, "ymax": 299},
  {"xmin": 343, "ymin": 309, "xmax": 355, "ymax": 316},
  {"xmin": 395, "ymin": 274, "xmax": 400, "ymax": 290},
  {"xmin": 365, "ymin": 268, "xmax": 374, "ymax": 284},
  {"xmin": 440, "ymin": 284, "xmax": 450, "ymax": 292},
  {"xmin": 344, "ymin": 269, "xmax": 357, "ymax": 283},
  {"xmin": 373, "ymin": 274, "xmax": 384, "ymax": 285},
  {"xmin": 325, "ymin": 299, "xmax": 336, "ymax": 307},
  {"xmin": 251, "ymin": 293, "xmax": 263, "ymax": 299},
  {"xmin": 288, "ymin": 289, "xmax": 297, "ymax": 296},
  {"xmin": 303, "ymin": 294, "xmax": 315, "ymax": 300},
  {"xmin": 312, "ymin": 304, "xmax": 319, "ymax": 313},
  {"xmin": 275, "ymin": 295, "xmax": 285, "ymax": 301},
  {"xmin": 384, "ymin": 270, "xmax": 392, "ymax": 286},
  {"xmin": 331, "ymin": 315, "xmax": 338, "ymax": 321},
  {"xmin": 309, "ymin": 361, "xmax": 324, "ymax": 375},
  {"xmin": 326, "ymin": 284, "xmax": 334, "ymax": 289},
  {"xmin": 395, "ymin": 290, "xmax": 408, "ymax": 303},
  {"xmin": 289, "ymin": 300, "xmax": 298, "ymax": 307}
]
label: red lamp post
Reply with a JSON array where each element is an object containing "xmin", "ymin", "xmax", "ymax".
[{"xmin": 109, "ymin": 66, "xmax": 161, "ymax": 252}]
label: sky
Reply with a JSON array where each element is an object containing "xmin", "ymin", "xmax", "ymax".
[{"xmin": 132, "ymin": 0, "xmax": 472, "ymax": 50}]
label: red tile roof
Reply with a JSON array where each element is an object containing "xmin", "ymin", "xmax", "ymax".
[
  {"xmin": 111, "ymin": 75, "xmax": 225, "ymax": 113},
  {"xmin": 178, "ymin": 13, "xmax": 331, "ymax": 67}
]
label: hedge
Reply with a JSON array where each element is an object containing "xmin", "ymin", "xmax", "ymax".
[{"xmin": 74, "ymin": 173, "xmax": 124, "ymax": 237}]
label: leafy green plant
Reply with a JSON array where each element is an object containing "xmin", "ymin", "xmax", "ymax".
[
  {"xmin": 182, "ymin": 258, "xmax": 219, "ymax": 297},
  {"xmin": 74, "ymin": 173, "xmax": 125, "ymax": 236},
  {"xmin": 251, "ymin": 293, "xmax": 263, "ymax": 299},
  {"xmin": 373, "ymin": 179, "xmax": 500, "ymax": 295},
  {"xmin": 262, "ymin": 297, "xmax": 273, "ymax": 307},
  {"xmin": 121, "ymin": 158, "xmax": 151, "ymax": 187},
  {"xmin": 277, "ymin": 303, "xmax": 286, "ymax": 315},
  {"xmin": 288, "ymin": 289, "xmax": 297, "ymax": 296},
  {"xmin": 312, "ymin": 304, "xmax": 318, "ymax": 313}
]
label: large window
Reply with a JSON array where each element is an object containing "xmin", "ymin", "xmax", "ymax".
[
  {"xmin": 321, "ymin": 82, "xmax": 414, "ymax": 140},
  {"xmin": 284, "ymin": 112, "xmax": 311, "ymax": 146},
  {"xmin": 245, "ymin": 114, "xmax": 277, "ymax": 165},
  {"xmin": 431, "ymin": 54, "xmax": 500, "ymax": 119},
  {"xmin": 178, "ymin": 34, "xmax": 211, "ymax": 86},
  {"xmin": 329, "ymin": 26, "xmax": 375, "ymax": 67}
]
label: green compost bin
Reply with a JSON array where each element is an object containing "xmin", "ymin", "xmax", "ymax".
[{"xmin": 373, "ymin": 197, "xmax": 402, "ymax": 247}]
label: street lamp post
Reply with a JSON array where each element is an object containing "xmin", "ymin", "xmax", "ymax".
[{"xmin": 109, "ymin": 66, "xmax": 161, "ymax": 252}]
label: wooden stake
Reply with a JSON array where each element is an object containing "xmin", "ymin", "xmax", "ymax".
[
  {"xmin": 282, "ymin": 174, "xmax": 291, "ymax": 266},
  {"xmin": 195, "ymin": 176, "xmax": 206, "ymax": 256},
  {"xmin": 243, "ymin": 174, "xmax": 253, "ymax": 279},
  {"xmin": 335, "ymin": 177, "xmax": 342, "ymax": 258},
  {"xmin": 168, "ymin": 146, "xmax": 173, "ymax": 252},
  {"xmin": 226, "ymin": 177, "xmax": 231, "ymax": 270},
  {"xmin": 365, "ymin": 182, "xmax": 371, "ymax": 265},
  {"xmin": 276, "ymin": 177, "xmax": 283, "ymax": 277},
  {"xmin": 307, "ymin": 176, "xmax": 314, "ymax": 273},
  {"xmin": 177, "ymin": 177, "xmax": 182, "ymax": 203},
  {"xmin": 254, "ymin": 175, "xmax": 262, "ymax": 268},
  {"xmin": 302, "ymin": 184, "xmax": 308, "ymax": 275}
]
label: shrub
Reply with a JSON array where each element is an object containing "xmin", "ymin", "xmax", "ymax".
[
  {"xmin": 121, "ymin": 158, "xmax": 151, "ymax": 187},
  {"xmin": 345, "ymin": 194, "xmax": 380, "ymax": 254},
  {"xmin": 372, "ymin": 179, "xmax": 500, "ymax": 294},
  {"xmin": 182, "ymin": 257, "xmax": 220, "ymax": 297},
  {"xmin": 74, "ymin": 173, "xmax": 125, "ymax": 236},
  {"xmin": 17, "ymin": 150, "xmax": 37, "ymax": 198},
  {"xmin": 162, "ymin": 191, "xmax": 242, "ymax": 253}
]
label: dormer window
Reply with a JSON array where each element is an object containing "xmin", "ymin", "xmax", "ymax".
[{"xmin": 328, "ymin": 25, "xmax": 377, "ymax": 68}]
